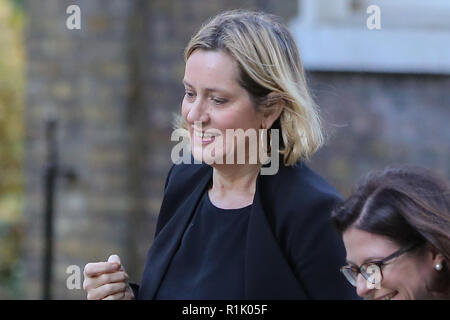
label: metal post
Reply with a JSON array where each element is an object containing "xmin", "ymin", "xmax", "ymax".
[
  {"xmin": 42, "ymin": 118, "xmax": 77, "ymax": 300},
  {"xmin": 43, "ymin": 118, "xmax": 58, "ymax": 300}
]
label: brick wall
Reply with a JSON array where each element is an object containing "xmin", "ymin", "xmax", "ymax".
[{"xmin": 308, "ymin": 72, "xmax": 450, "ymax": 196}]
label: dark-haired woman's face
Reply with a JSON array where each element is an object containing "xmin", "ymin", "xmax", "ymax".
[{"xmin": 342, "ymin": 227, "xmax": 439, "ymax": 300}]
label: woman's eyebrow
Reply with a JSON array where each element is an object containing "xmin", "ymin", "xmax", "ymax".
[
  {"xmin": 183, "ymin": 79, "xmax": 230, "ymax": 94},
  {"xmin": 182, "ymin": 79, "xmax": 193, "ymax": 88},
  {"xmin": 346, "ymin": 256, "xmax": 383, "ymax": 266},
  {"xmin": 363, "ymin": 255, "xmax": 386, "ymax": 263}
]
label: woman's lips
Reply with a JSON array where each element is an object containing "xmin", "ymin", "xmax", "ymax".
[
  {"xmin": 193, "ymin": 130, "xmax": 217, "ymax": 145},
  {"xmin": 375, "ymin": 291, "xmax": 398, "ymax": 300}
]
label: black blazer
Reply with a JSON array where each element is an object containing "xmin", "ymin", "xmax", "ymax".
[{"xmin": 133, "ymin": 160, "xmax": 356, "ymax": 300}]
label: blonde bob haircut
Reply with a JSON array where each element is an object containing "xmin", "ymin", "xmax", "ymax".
[{"xmin": 181, "ymin": 9, "xmax": 323, "ymax": 166}]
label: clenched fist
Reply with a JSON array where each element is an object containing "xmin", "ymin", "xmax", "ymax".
[{"xmin": 83, "ymin": 255, "xmax": 135, "ymax": 300}]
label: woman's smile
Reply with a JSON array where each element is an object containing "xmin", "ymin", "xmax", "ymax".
[
  {"xmin": 193, "ymin": 130, "xmax": 217, "ymax": 145},
  {"xmin": 374, "ymin": 291, "xmax": 398, "ymax": 300}
]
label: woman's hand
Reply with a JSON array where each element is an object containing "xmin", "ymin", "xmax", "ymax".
[{"xmin": 83, "ymin": 254, "xmax": 135, "ymax": 300}]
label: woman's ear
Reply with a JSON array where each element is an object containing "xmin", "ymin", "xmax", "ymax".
[
  {"xmin": 262, "ymin": 92, "xmax": 284, "ymax": 129},
  {"xmin": 432, "ymin": 253, "xmax": 445, "ymax": 270},
  {"xmin": 425, "ymin": 244, "xmax": 446, "ymax": 270}
]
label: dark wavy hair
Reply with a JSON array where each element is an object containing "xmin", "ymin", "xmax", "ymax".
[{"xmin": 331, "ymin": 166, "xmax": 450, "ymax": 296}]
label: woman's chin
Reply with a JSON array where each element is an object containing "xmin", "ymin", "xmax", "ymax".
[
  {"xmin": 191, "ymin": 144, "xmax": 225, "ymax": 165},
  {"xmin": 191, "ymin": 150, "xmax": 222, "ymax": 165}
]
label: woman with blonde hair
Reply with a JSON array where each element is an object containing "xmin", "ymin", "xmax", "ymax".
[{"xmin": 83, "ymin": 9, "xmax": 356, "ymax": 300}]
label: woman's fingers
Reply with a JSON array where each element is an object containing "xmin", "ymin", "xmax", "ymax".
[
  {"xmin": 86, "ymin": 282, "xmax": 128, "ymax": 300},
  {"xmin": 83, "ymin": 271, "xmax": 128, "ymax": 291},
  {"xmin": 84, "ymin": 262, "xmax": 120, "ymax": 277},
  {"xmin": 102, "ymin": 291, "xmax": 126, "ymax": 300},
  {"xmin": 102, "ymin": 285, "xmax": 135, "ymax": 300}
]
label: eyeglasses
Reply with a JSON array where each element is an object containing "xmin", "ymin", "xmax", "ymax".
[{"xmin": 340, "ymin": 244, "xmax": 417, "ymax": 287}]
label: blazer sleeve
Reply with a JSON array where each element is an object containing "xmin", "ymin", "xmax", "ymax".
[
  {"xmin": 129, "ymin": 164, "xmax": 176, "ymax": 299},
  {"xmin": 288, "ymin": 193, "xmax": 358, "ymax": 299}
]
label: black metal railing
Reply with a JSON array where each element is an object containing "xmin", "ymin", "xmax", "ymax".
[{"xmin": 42, "ymin": 119, "xmax": 76, "ymax": 300}]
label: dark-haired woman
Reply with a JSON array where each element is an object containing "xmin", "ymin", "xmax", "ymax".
[{"xmin": 331, "ymin": 166, "xmax": 450, "ymax": 300}]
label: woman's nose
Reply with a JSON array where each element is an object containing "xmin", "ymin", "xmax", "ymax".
[
  {"xmin": 355, "ymin": 273, "xmax": 373, "ymax": 298},
  {"xmin": 186, "ymin": 99, "xmax": 209, "ymax": 124}
]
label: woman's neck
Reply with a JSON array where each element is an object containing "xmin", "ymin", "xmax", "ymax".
[{"xmin": 209, "ymin": 164, "xmax": 261, "ymax": 209}]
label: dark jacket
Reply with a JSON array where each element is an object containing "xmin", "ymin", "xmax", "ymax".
[{"xmin": 133, "ymin": 160, "xmax": 356, "ymax": 299}]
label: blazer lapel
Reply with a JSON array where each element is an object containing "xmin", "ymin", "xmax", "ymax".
[
  {"xmin": 245, "ymin": 173, "xmax": 309, "ymax": 299},
  {"xmin": 138, "ymin": 168, "xmax": 212, "ymax": 299}
]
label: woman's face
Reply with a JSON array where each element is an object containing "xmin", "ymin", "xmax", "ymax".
[
  {"xmin": 342, "ymin": 227, "xmax": 437, "ymax": 300},
  {"xmin": 181, "ymin": 49, "xmax": 265, "ymax": 165}
]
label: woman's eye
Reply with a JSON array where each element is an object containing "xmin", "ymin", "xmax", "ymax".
[
  {"xmin": 185, "ymin": 91, "xmax": 195, "ymax": 99},
  {"xmin": 350, "ymin": 266, "xmax": 359, "ymax": 274},
  {"xmin": 211, "ymin": 97, "xmax": 227, "ymax": 105}
]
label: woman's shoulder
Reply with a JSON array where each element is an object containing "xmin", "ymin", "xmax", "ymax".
[
  {"xmin": 264, "ymin": 161, "xmax": 341, "ymax": 203},
  {"xmin": 293, "ymin": 163, "xmax": 341, "ymax": 200},
  {"xmin": 260, "ymin": 164, "xmax": 343, "ymax": 260},
  {"xmin": 260, "ymin": 162, "xmax": 342, "ymax": 232},
  {"xmin": 164, "ymin": 162, "xmax": 211, "ymax": 190}
]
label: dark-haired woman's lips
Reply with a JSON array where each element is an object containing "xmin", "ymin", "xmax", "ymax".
[{"xmin": 375, "ymin": 291, "xmax": 398, "ymax": 300}]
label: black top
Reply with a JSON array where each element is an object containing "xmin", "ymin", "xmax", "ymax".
[
  {"xmin": 155, "ymin": 190, "xmax": 251, "ymax": 300},
  {"xmin": 134, "ymin": 158, "xmax": 358, "ymax": 300}
]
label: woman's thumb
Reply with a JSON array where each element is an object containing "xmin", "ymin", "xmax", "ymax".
[{"xmin": 107, "ymin": 254, "xmax": 123, "ymax": 270}]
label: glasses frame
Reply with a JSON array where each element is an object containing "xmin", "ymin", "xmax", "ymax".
[{"xmin": 340, "ymin": 243, "xmax": 418, "ymax": 287}]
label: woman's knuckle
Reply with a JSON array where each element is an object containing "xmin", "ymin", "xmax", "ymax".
[
  {"xmin": 82, "ymin": 280, "xmax": 89, "ymax": 291},
  {"xmin": 105, "ymin": 283, "xmax": 118, "ymax": 294},
  {"xmin": 100, "ymin": 273, "xmax": 110, "ymax": 284},
  {"xmin": 102, "ymin": 283, "xmax": 111, "ymax": 293},
  {"xmin": 83, "ymin": 264, "xmax": 91, "ymax": 275}
]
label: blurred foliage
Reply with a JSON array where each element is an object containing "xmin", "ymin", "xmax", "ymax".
[{"xmin": 0, "ymin": 0, "xmax": 25, "ymax": 298}]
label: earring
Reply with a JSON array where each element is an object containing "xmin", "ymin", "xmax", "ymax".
[
  {"xmin": 259, "ymin": 127, "xmax": 267, "ymax": 152},
  {"xmin": 435, "ymin": 263, "xmax": 443, "ymax": 271}
]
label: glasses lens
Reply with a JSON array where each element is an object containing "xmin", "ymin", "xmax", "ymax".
[
  {"xmin": 361, "ymin": 264, "xmax": 382, "ymax": 285},
  {"xmin": 340, "ymin": 266, "xmax": 357, "ymax": 287}
]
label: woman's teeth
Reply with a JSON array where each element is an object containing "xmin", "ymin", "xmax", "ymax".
[{"xmin": 194, "ymin": 131, "xmax": 215, "ymax": 139}]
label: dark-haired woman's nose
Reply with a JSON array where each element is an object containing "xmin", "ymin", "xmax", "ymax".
[{"xmin": 356, "ymin": 273, "xmax": 373, "ymax": 298}]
